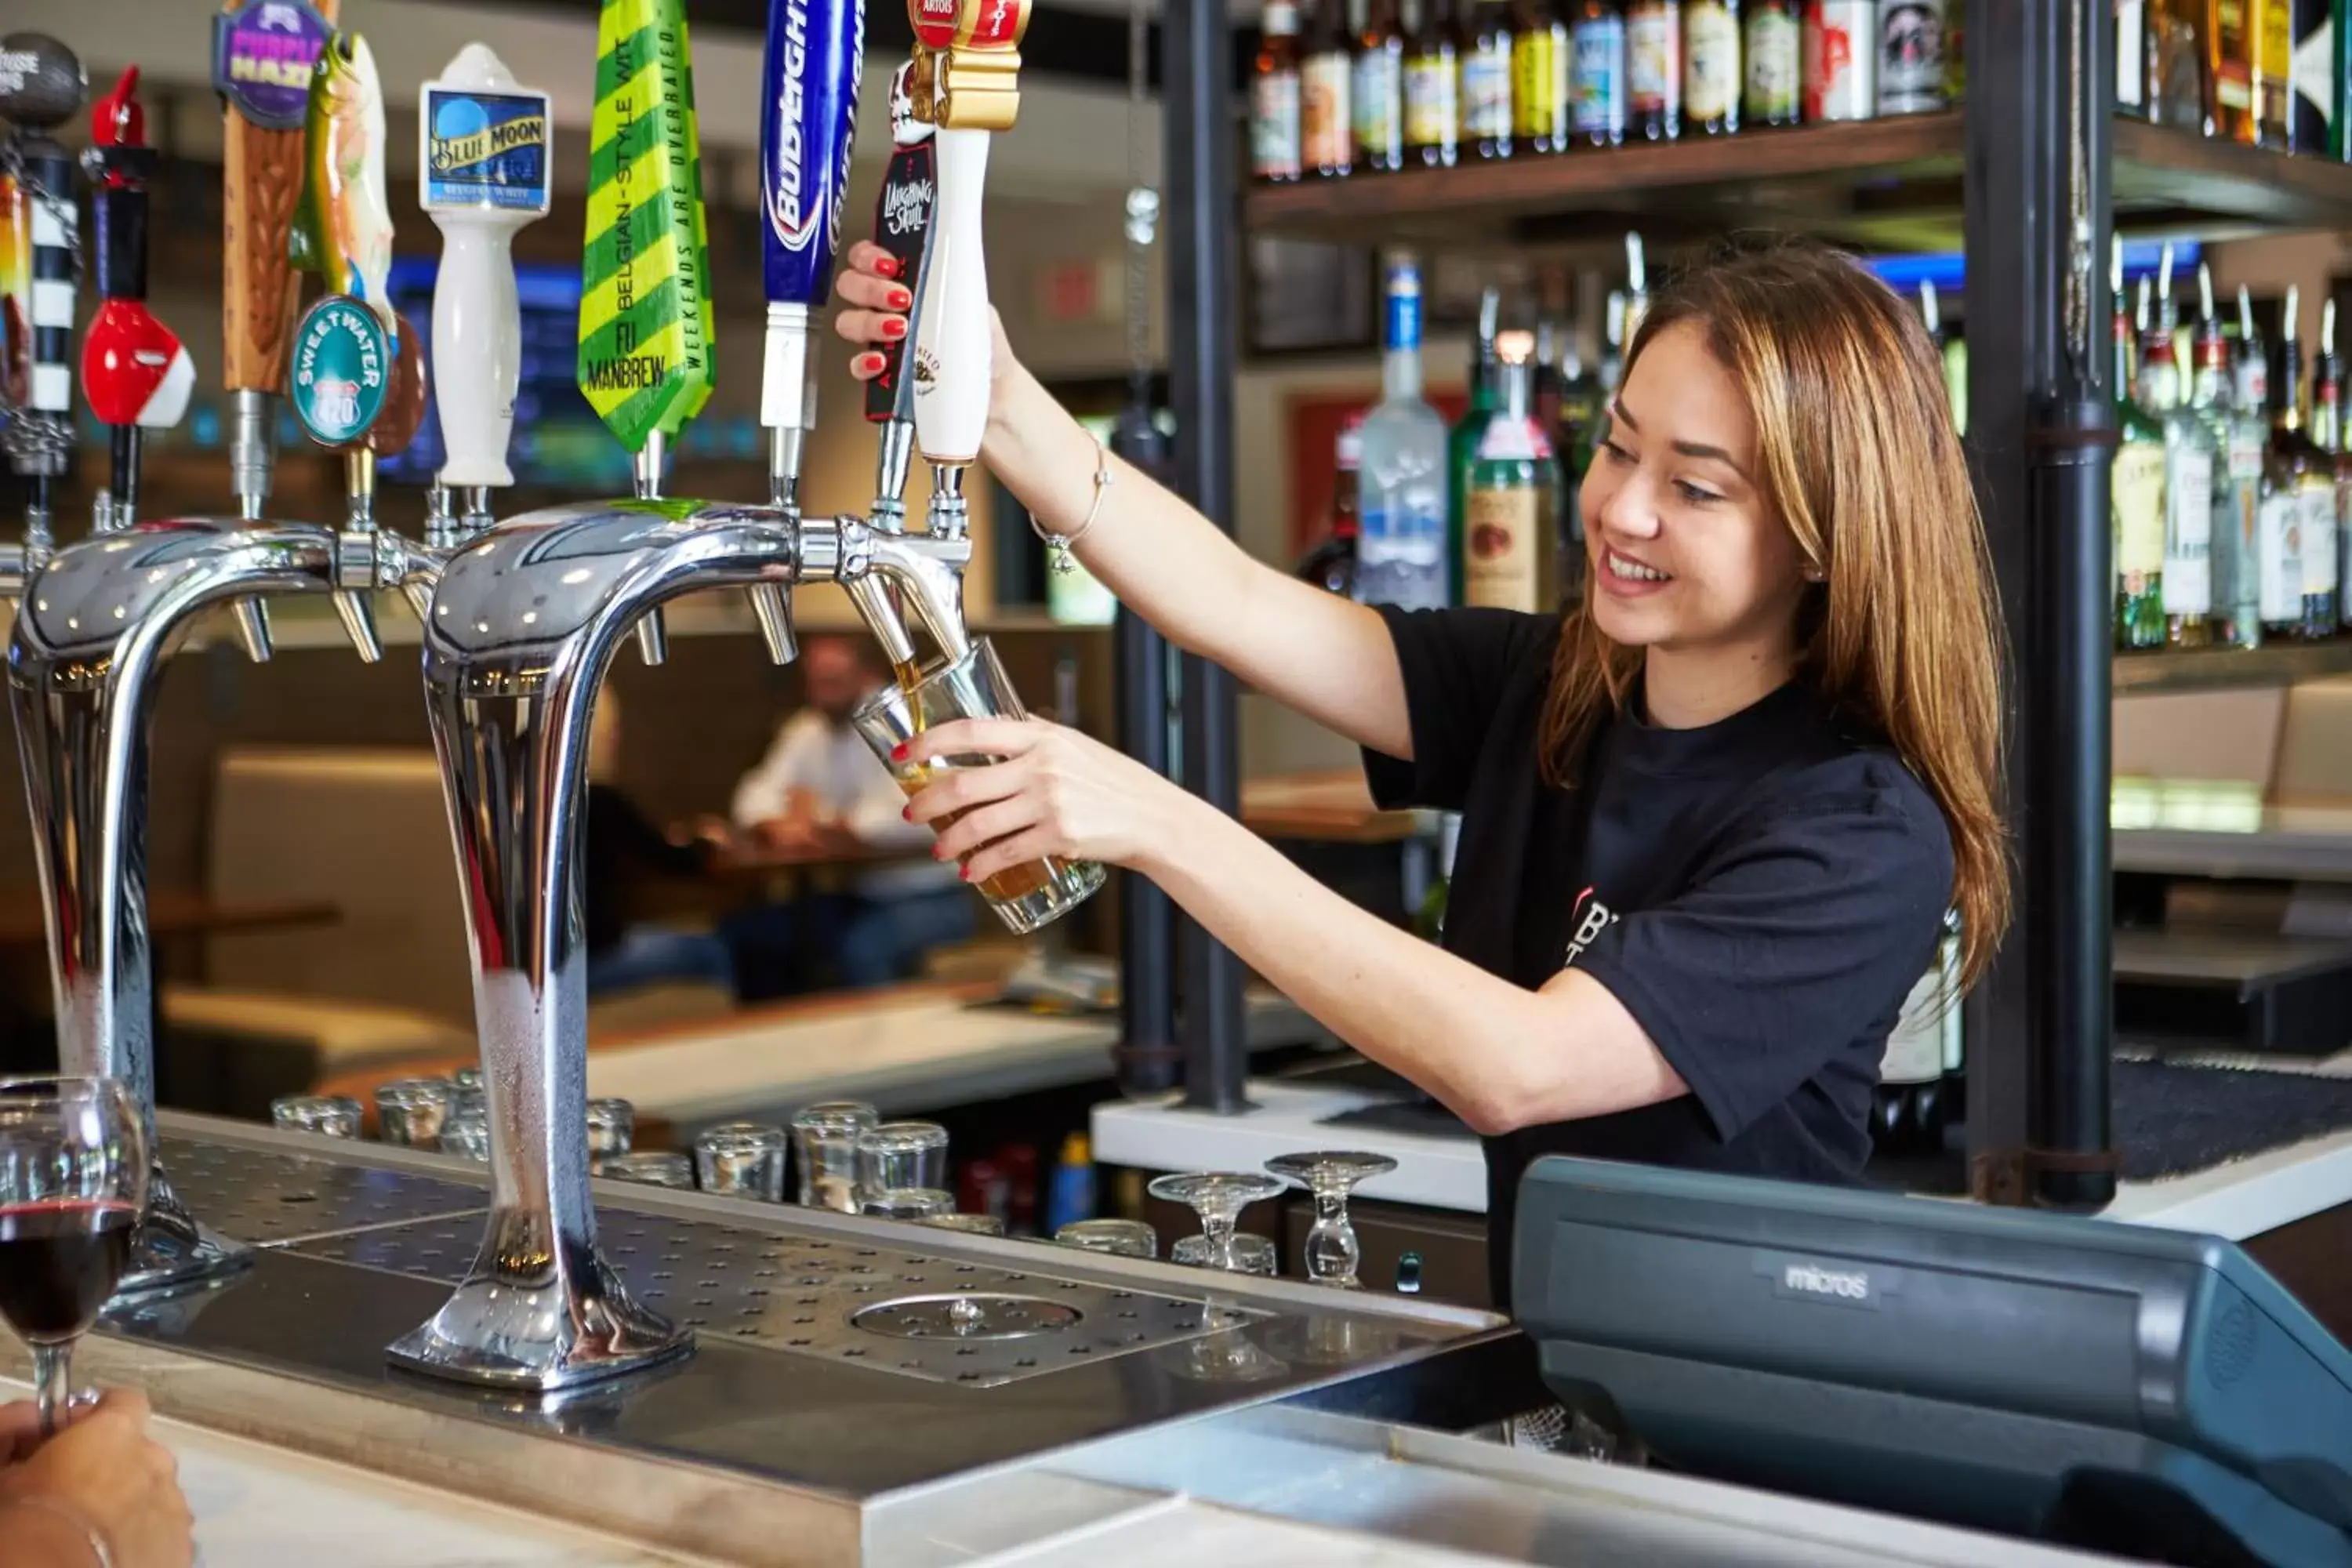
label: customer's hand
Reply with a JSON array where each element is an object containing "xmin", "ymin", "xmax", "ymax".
[
  {"xmin": 832, "ymin": 241, "xmax": 1017, "ymax": 408},
  {"xmin": 1, "ymin": 1389, "xmax": 194, "ymax": 1568},
  {"xmin": 898, "ymin": 717, "xmax": 1196, "ymax": 881}
]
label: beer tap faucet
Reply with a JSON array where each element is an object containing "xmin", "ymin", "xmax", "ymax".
[
  {"xmin": 81, "ymin": 68, "xmax": 196, "ymax": 534},
  {"xmin": 0, "ymin": 32, "xmax": 86, "ymax": 586}
]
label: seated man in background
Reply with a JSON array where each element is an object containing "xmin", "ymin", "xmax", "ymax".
[
  {"xmin": 732, "ymin": 634, "xmax": 976, "ymax": 989},
  {"xmin": 586, "ymin": 689, "xmax": 737, "ymax": 998}
]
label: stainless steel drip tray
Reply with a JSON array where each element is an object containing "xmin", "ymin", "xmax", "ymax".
[
  {"xmin": 290, "ymin": 1210, "xmax": 1266, "ymax": 1389},
  {"xmin": 158, "ymin": 1134, "xmax": 486, "ymax": 1247}
]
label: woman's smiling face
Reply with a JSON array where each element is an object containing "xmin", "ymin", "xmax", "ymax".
[{"xmin": 1579, "ymin": 320, "xmax": 1812, "ymax": 659}]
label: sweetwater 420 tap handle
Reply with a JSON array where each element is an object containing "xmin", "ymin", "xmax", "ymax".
[
  {"xmin": 905, "ymin": 0, "xmax": 1030, "ymax": 546},
  {"xmin": 420, "ymin": 45, "xmax": 552, "ymax": 537},
  {"xmin": 0, "ymin": 32, "xmax": 88, "ymax": 564},
  {"xmin": 80, "ymin": 67, "xmax": 196, "ymax": 533},
  {"xmin": 215, "ymin": 0, "xmax": 339, "ymax": 662},
  {"xmin": 579, "ymin": 0, "xmax": 719, "ymax": 667},
  {"xmin": 753, "ymin": 0, "xmax": 865, "ymax": 665},
  {"xmin": 287, "ymin": 29, "xmax": 427, "ymax": 664}
]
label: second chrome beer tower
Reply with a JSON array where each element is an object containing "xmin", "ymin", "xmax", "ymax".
[{"xmin": 2, "ymin": 0, "xmax": 1039, "ymax": 1393}]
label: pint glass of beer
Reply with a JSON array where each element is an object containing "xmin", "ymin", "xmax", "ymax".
[{"xmin": 849, "ymin": 638, "xmax": 1107, "ymax": 935}]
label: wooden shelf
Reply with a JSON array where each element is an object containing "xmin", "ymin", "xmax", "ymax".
[
  {"xmin": 1243, "ymin": 114, "xmax": 2352, "ymax": 252},
  {"xmin": 2112, "ymin": 640, "xmax": 2352, "ymax": 695}
]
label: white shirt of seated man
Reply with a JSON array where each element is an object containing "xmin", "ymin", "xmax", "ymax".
[{"xmin": 731, "ymin": 635, "xmax": 963, "ymax": 899}]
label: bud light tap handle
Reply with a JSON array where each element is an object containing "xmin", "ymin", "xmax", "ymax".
[
  {"xmin": 80, "ymin": 66, "xmax": 194, "ymax": 532},
  {"xmin": 420, "ymin": 45, "xmax": 551, "ymax": 523}
]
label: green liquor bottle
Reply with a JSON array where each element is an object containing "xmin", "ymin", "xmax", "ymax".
[
  {"xmin": 2114, "ymin": 270, "xmax": 2170, "ymax": 652},
  {"xmin": 1461, "ymin": 330, "xmax": 1564, "ymax": 612}
]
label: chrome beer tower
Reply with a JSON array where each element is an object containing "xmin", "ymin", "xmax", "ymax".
[
  {"xmin": 5, "ymin": 23, "xmax": 455, "ymax": 1294},
  {"xmin": 389, "ymin": 0, "xmax": 1029, "ymax": 1390}
]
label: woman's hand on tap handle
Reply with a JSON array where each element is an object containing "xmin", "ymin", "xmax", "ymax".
[{"xmin": 833, "ymin": 241, "xmax": 1014, "ymax": 404}]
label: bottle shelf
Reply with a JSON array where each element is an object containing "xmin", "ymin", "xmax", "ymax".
[
  {"xmin": 2111, "ymin": 639, "xmax": 2352, "ymax": 695},
  {"xmin": 1243, "ymin": 114, "xmax": 2352, "ymax": 251}
]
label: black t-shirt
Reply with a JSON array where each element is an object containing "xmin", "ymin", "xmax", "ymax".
[{"xmin": 1361, "ymin": 605, "xmax": 1954, "ymax": 1312}]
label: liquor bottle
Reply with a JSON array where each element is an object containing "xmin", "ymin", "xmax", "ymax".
[
  {"xmin": 1744, "ymin": 0, "xmax": 1804, "ymax": 124},
  {"xmin": 1463, "ymin": 331, "xmax": 1565, "ymax": 612},
  {"xmin": 2193, "ymin": 267, "xmax": 2262, "ymax": 648},
  {"xmin": 2336, "ymin": 0, "xmax": 2352, "ymax": 158},
  {"xmin": 2258, "ymin": 287, "xmax": 2318, "ymax": 639},
  {"xmin": 2292, "ymin": 0, "xmax": 2329, "ymax": 150},
  {"xmin": 1804, "ymin": 0, "xmax": 1878, "ymax": 119},
  {"xmin": 1358, "ymin": 257, "xmax": 1452, "ymax": 612},
  {"xmin": 2287, "ymin": 290, "xmax": 2339, "ymax": 636},
  {"xmin": 1629, "ymin": 0, "xmax": 1684, "ymax": 135},
  {"xmin": 2114, "ymin": 270, "xmax": 2170, "ymax": 652},
  {"xmin": 1448, "ymin": 287, "xmax": 1504, "ymax": 604},
  {"xmin": 1462, "ymin": 0, "xmax": 1519, "ymax": 157},
  {"xmin": 1571, "ymin": 0, "xmax": 1632, "ymax": 143},
  {"xmin": 1298, "ymin": 416, "xmax": 1366, "ymax": 597},
  {"xmin": 1944, "ymin": 0, "xmax": 1966, "ymax": 102},
  {"xmin": 1304, "ymin": 0, "xmax": 1356, "ymax": 176},
  {"xmin": 1684, "ymin": 0, "xmax": 1742, "ymax": 132},
  {"xmin": 1254, "ymin": 0, "xmax": 1307, "ymax": 182},
  {"xmin": 1357, "ymin": 0, "xmax": 1410, "ymax": 171},
  {"xmin": 2318, "ymin": 299, "xmax": 2352, "ymax": 632},
  {"xmin": 1515, "ymin": 0, "xmax": 1574, "ymax": 152},
  {"xmin": 1877, "ymin": 0, "xmax": 1946, "ymax": 113},
  {"xmin": 2212, "ymin": 0, "xmax": 2258, "ymax": 142},
  {"xmin": 2143, "ymin": 328, "xmax": 2216, "ymax": 648},
  {"xmin": 2120, "ymin": 0, "xmax": 2151, "ymax": 117},
  {"xmin": 2146, "ymin": 0, "xmax": 2211, "ymax": 129},
  {"xmin": 2254, "ymin": 0, "xmax": 2293, "ymax": 143},
  {"xmin": 1534, "ymin": 321, "xmax": 1589, "ymax": 600},
  {"xmin": 1405, "ymin": 0, "xmax": 1464, "ymax": 165}
]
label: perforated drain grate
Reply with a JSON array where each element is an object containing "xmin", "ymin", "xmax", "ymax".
[
  {"xmin": 158, "ymin": 1137, "xmax": 487, "ymax": 1248},
  {"xmin": 287, "ymin": 1208, "xmax": 1264, "ymax": 1387}
]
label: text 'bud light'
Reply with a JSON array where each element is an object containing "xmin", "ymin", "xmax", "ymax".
[{"xmin": 761, "ymin": 0, "xmax": 865, "ymax": 307}]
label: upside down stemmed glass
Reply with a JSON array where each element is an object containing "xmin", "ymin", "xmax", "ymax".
[
  {"xmin": 1147, "ymin": 1172, "xmax": 1287, "ymax": 1275},
  {"xmin": 1264, "ymin": 1151, "xmax": 1398, "ymax": 1289},
  {"xmin": 0, "ymin": 1076, "xmax": 149, "ymax": 1436}
]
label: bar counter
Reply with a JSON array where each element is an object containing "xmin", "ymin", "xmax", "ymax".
[{"xmin": 13, "ymin": 1115, "xmax": 2133, "ymax": 1566}]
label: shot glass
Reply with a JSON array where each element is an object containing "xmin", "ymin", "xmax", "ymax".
[
  {"xmin": 856, "ymin": 1121, "xmax": 949, "ymax": 1197},
  {"xmin": 374, "ymin": 1078, "xmax": 452, "ymax": 1149},
  {"xmin": 793, "ymin": 1101, "xmax": 877, "ymax": 1211},
  {"xmin": 271, "ymin": 1094, "xmax": 362, "ymax": 1139},
  {"xmin": 918, "ymin": 1211, "xmax": 1007, "ymax": 1236},
  {"xmin": 439, "ymin": 1104, "xmax": 491, "ymax": 1163},
  {"xmin": 1172, "ymin": 1232, "xmax": 1277, "ymax": 1276},
  {"xmin": 1053, "ymin": 1218, "xmax": 1158, "ymax": 1258},
  {"xmin": 451, "ymin": 1065, "xmax": 484, "ymax": 1093},
  {"xmin": 848, "ymin": 639, "xmax": 1107, "ymax": 935},
  {"xmin": 598, "ymin": 1152, "xmax": 697, "ymax": 1189},
  {"xmin": 585, "ymin": 1098, "xmax": 635, "ymax": 1161},
  {"xmin": 694, "ymin": 1123, "xmax": 788, "ymax": 1201},
  {"xmin": 862, "ymin": 1187, "xmax": 956, "ymax": 1221}
]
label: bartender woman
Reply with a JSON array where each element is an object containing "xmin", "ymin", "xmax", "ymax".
[{"xmin": 833, "ymin": 238, "xmax": 2007, "ymax": 1309}]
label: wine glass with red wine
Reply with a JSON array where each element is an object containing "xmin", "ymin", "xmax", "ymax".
[{"xmin": 0, "ymin": 1076, "xmax": 149, "ymax": 1435}]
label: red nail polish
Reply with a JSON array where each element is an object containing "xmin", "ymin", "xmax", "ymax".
[
  {"xmin": 959, "ymin": 866, "xmax": 974, "ymax": 882},
  {"xmin": 881, "ymin": 317, "xmax": 908, "ymax": 340},
  {"xmin": 887, "ymin": 288, "xmax": 913, "ymax": 310},
  {"xmin": 891, "ymin": 742, "xmax": 909, "ymax": 761},
  {"xmin": 877, "ymin": 256, "xmax": 901, "ymax": 278},
  {"xmin": 901, "ymin": 804, "xmax": 913, "ymax": 821}
]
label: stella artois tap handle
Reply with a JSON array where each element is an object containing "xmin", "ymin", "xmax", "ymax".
[
  {"xmin": 906, "ymin": 0, "xmax": 1029, "ymax": 545},
  {"xmin": 420, "ymin": 45, "xmax": 551, "ymax": 541},
  {"xmin": 287, "ymin": 29, "xmax": 426, "ymax": 665},
  {"xmin": 81, "ymin": 67, "xmax": 196, "ymax": 534},
  {"xmin": 216, "ymin": 0, "xmax": 338, "ymax": 662}
]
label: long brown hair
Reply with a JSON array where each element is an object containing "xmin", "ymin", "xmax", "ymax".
[{"xmin": 1539, "ymin": 237, "xmax": 2010, "ymax": 985}]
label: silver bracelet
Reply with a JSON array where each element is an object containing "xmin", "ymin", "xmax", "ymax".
[
  {"xmin": 1031, "ymin": 430, "xmax": 1111, "ymax": 575},
  {"xmin": 5, "ymin": 1494, "xmax": 115, "ymax": 1568}
]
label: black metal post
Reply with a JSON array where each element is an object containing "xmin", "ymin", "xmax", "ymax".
[
  {"xmin": 1962, "ymin": 0, "xmax": 2118, "ymax": 1208},
  {"xmin": 1109, "ymin": 409, "xmax": 1181, "ymax": 1095},
  {"xmin": 1163, "ymin": 0, "xmax": 1250, "ymax": 1114}
]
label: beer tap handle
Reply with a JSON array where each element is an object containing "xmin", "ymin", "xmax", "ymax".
[
  {"xmin": 752, "ymin": 0, "xmax": 866, "ymax": 662},
  {"xmin": 865, "ymin": 59, "xmax": 939, "ymax": 533},
  {"xmin": 906, "ymin": 0, "xmax": 1029, "ymax": 540},
  {"xmin": 421, "ymin": 45, "xmax": 551, "ymax": 554},
  {"xmin": 81, "ymin": 67, "xmax": 195, "ymax": 535},
  {"xmin": 287, "ymin": 29, "xmax": 423, "ymax": 666},
  {"xmin": 217, "ymin": 0, "xmax": 338, "ymax": 661},
  {"xmin": 0, "ymin": 33, "xmax": 88, "ymax": 564},
  {"xmin": 579, "ymin": 0, "xmax": 719, "ymax": 669}
]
